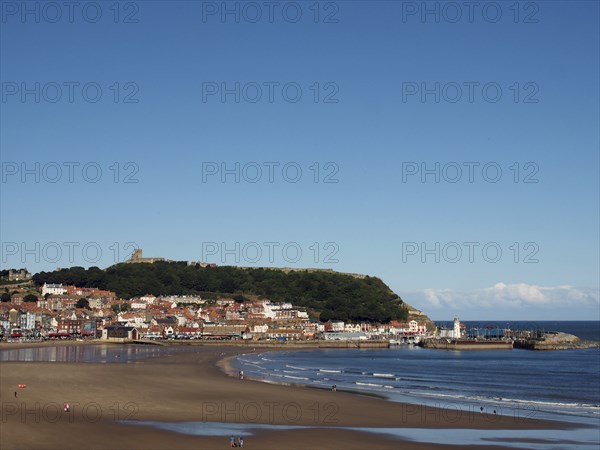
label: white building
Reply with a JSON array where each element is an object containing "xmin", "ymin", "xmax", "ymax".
[
  {"xmin": 19, "ymin": 312, "xmax": 36, "ymax": 330},
  {"xmin": 323, "ymin": 331, "xmax": 367, "ymax": 341},
  {"xmin": 42, "ymin": 283, "xmax": 66, "ymax": 296},
  {"xmin": 453, "ymin": 317, "xmax": 462, "ymax": 338},
  {"xmin": 140, "ymin": 294, "xmax": 156, "ymax": 304},
  {"xmin": 130, "ymin": 299, "xmax": 147, "ymax": 310},
  {"xmin": 345, "ymin": 323, "xmax": 362, "ymax": 332},
  {"xmin": 162, "ymin": 295, "xmax": 204, "ymax": 305},
  {"xmin": 270, "ymin": 302, "xmax": 293, "ymax": 311},
  {"xmin": 408, "ymin": 320, "xmax": 427, "ymax": 334},
  {"xmin": 253, "ymin": 324, "xmax": 269, "ymax": 333},
  {"xmin": 330, "ymin": 320, "xmax": 345, "ymax": 332},
  {"xmin": 261, "ymin": 300, "xmax": 276, "ymax": 319}
]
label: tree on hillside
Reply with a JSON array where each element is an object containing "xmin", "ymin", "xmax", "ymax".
[
  {"xmin": 23, "ymin": 294, "xmax": 38, "ymax": 302},
  {"xmin": 111, "ymin": 302, "xmax": 131, "ymax": 313},
  {"xmin": 319, "ymin": 309, "xmax": 333, "ymax": 322},
  {"xmin": 76, "ymin": 298, "xmax": 90, "ymax": 309},
  {"xmin": 234, "ymin": 294, "xmax": 247, "ymax": 303}
]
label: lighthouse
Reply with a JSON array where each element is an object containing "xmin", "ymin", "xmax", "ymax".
[{"xmin": 453, "ymin": 317, "xmax": 461, "ymax": 339}]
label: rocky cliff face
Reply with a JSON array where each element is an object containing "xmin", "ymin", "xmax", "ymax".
[{"xmin": 402, "ymin": 300, "xmax": 435, "ymax": 329}]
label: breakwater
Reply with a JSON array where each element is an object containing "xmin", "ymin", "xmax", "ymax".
[
  {"xmin": 421, "ymin": 331, "xmax": 600, "ymax": 351},
  {"xmin": 513, "ymin": 332, "xmax": 600, "ymax": 350}
]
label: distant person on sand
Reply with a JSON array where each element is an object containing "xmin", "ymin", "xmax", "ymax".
[
  {"xmin": 238, "ymin": 436, "xmax": 244, "ymax": 447},
  {"xmin": 480, "ymin": 406, "xmax": 484, "ymax": 414},
  {"xmin": 229, "ymin": 435, "xmax": 235, "ymax": 447},
  {"xmin": 14, "ymin": 391, "xmax": 17, "ymax": 398},
  {"xmin": 239, "ymin": 370, "xmax": 244, "ymax": 380}
]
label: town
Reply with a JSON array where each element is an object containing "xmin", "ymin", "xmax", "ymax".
[{"xmin": 0, "ymin": 269, "xmax": 429, "ymax": 343}]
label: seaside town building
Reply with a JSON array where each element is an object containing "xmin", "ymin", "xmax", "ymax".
[
  {"xmin": 41, "ymin": 283, "xmax": 66, "ymax": 296},
  {"xmin": 102, "ymin": 326, "xmax": 139, "ymax": 341}
]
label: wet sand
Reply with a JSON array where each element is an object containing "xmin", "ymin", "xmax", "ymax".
[{"xmin": 0, "ymin": 345, "xmax": 580, "ymax": 449}]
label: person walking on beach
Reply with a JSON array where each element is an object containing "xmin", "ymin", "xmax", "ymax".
[
  {"xmin": 238, "ymin": 436, "xmax": 244, "ymax": 447},
  {"xmin": 229, "ymin": 435, "xmax": 235, "ymax": 447},
  {"xmin": 14, "ymin": 391, "xmax": 17, "ymax": 398},
  {"xmin": 239, "ymin": 370, "xmax": 244, "ymax": 380}
]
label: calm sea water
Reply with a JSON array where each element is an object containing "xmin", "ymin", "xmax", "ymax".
[{"xmin": 233, "ymin": 321, "xmax": 600, "ymax": 426}]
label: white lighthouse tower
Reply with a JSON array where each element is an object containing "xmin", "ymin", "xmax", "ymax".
[{"xmin": 453, "ymin": 317, "xmax": 461, "ymax": 339}]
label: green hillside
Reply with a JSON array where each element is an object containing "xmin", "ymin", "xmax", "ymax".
[{"xmin": 32, "ymin": 262, "xmax": 408, "ymax": 323}]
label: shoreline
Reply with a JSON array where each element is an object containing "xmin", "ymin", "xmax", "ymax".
[
  {"xmin": 0, "ymin": 343, "xmax": 593, "ymax": 450},
  {"xmin": 219, "ymin": 350, "xmax": 392, "ymax": 401}
]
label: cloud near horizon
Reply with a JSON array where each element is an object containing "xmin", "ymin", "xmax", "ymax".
[{"xmin": 414, "ymin": 283, "xmax": 600, "ymax": 312}]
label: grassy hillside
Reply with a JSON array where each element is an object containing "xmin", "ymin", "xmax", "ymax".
[{"xmin": 32, "ymin": 262, "xmax": 408, "ymax": 323}]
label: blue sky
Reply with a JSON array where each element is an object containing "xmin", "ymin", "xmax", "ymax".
[{"xmin": 1, "ymin": 1, "xmax": 598, "ymax": 320}]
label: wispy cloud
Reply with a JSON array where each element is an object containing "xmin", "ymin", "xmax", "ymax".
[{"xmin": 412, "ymin": 283, "xmax": 599, "ymax": 314}]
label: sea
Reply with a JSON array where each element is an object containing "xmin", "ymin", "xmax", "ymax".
[{"xmin": 232, "ymin": 321, "xmax": 600, "ymax": 426}]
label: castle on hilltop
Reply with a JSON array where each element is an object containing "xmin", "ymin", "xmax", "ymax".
[
  {"xmin": 125, "ymin": 248, "xmax": 215, "ymax": 267},
  {"xmin": 125, "ymin": 248, "xmax": 168, "ymax": 264}
]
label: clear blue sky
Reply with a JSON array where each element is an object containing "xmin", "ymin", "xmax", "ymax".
[{"xmin": 1, "ymin": 1, "xmax": 598, "ymax": 320}]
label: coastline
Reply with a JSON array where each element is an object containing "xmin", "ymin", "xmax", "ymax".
[{"xmin": 0, "ymin": 343, "xmax": 590, "ymax": 450}]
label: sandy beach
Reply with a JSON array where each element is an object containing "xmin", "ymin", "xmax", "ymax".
[{"xmin": 0, "ymin": 344, "xmax": 583, "ymax": 449}]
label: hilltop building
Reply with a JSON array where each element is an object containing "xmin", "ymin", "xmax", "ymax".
[
  {"xmin": 8, "ymin": 269, "xmax": 32, "ymax": 281},
  {"xmin": 125, "ymin": 248, "xmax": 168, "ymax": 264}
]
